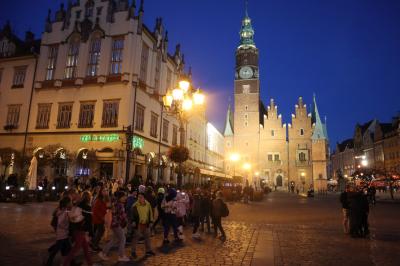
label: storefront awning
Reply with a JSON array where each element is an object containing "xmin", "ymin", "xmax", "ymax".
[{"xmin": 200, "ymin": 168, "xmax": 231, "ymax": 179}]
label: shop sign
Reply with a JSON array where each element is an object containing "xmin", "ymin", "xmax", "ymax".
[
  {"xmin": 80, "ymin": 134, "xmax": 120, "ymax": 143},
  {"xmin": 132, "ymin": 136, "xmax": 144, "ymax": 149}
]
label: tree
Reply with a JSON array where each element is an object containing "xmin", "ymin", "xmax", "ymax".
[{"xmin": 168, "ymin": 146, "xmax": 189, "ymax": 188}]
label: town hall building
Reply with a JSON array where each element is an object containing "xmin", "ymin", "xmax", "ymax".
[{"xmin": 224, "ymin": 6, "xmax": 329, "ymax": 192}]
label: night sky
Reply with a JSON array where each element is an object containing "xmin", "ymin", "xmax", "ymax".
[{"xmin": 1, "ymin": 0, "xmax": 400, "ymax": 149}]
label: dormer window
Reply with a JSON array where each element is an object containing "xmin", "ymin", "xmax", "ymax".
[
  {"xmin": 76, "ymin": 11, "xmax": 82, "ymax": 19},
  {"xmin": 64, "ymin": 38, "xmax": 80, "ymax": 79},
  {"xmin": 300, "ymin": 128, "xmax": 304, "ymax": 136},
  {"xmin": 87, "ymin": 36, "xmax": 101, "ymax": 77}
]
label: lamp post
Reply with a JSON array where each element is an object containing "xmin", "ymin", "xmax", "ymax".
[{"xmin": 162, "ymin": 77, "xmax": 205, "ymax": 187}]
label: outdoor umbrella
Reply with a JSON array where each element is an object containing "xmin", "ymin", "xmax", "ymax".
[{"xmin": 27, "ymin": 156, "xmax": 38, "ymax": 190}]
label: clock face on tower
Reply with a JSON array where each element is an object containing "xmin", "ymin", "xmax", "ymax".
[{"xmin": 239, "ymin": 66, "xmax": 253, "ymax": 79}]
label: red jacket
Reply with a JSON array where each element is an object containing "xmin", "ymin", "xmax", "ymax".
[{"xmin": 92, "ymin": 198, "xmax": 107, "ymax": 225}]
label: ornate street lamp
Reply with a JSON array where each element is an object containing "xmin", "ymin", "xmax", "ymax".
[
  {"xmin": 162, "ymin": 77, "xmax": 205, "ymax": 147},
  {"xmin": 161, "ymin": 77, "xmax": 205, "ymax": 187}
]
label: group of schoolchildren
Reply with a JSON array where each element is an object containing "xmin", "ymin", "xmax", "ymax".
[{"xmin": 46, "ymin": 183, "xmax": 229, "ymax": 265}]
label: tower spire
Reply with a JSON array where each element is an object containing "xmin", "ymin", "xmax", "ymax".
[
  {"xmin": 239, "ymin": 0, "xmax": 255, "ymax": 49},
  {"xmin": 245, "ymin": 0, "xmax": 249, "ymax": 17}
]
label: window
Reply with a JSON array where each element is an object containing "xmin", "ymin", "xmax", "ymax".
[
  {"xmin": 299, "ymin": 152, "xmax": 306, "ymax": 161},
  {"xmin": 135, "ymin": 103, "xmax": 145, "ymax": 131},
  {"xmin": 64, "ymin": 40, "xmax": 80, "ymax": 79},
  {"xmin": 154, "ymin": 52, "xmax": 161, "ymax": 90},
  {"xmin": 268, "ymin": 154, "xmax": 273, "ymax": 161},
  {"xmin": 150, "ymin": 112, "xmax": 158, "ymax": 138},
  {"xmin": 78, "ymin": 102, "xmax": 95, "ymax": 128},
  {"xmin": 242, "ymin": 84, "xmax": 250, "ymax": 94},
  {"xmin": 87, "ymin": 38, "xmax": 101, "ymax": 76},
  {"xmin": 96, "ymin": 7, "xmax": 103, "ymax": 16},
  {"xmin": 57, "ymin": 103, "xmax": 73, "ymax": 128},
  {"xmin": 245, "ymin": 105, "xmax": 248, "ymax": 111},
  {"xmin": 85, "ymin": 5, "xmax": 94, "ymax": 17},
  {"xmin": 300, "ymin": 128, "xmax": 304, "ymax": 136},
  {"xmin": 46, "ymin": 45, "xmax": 58, "ymax": 80},
  {"xmin": 102, "ymin": 100, "xmax": 119, "ymax": 127},
  {"xmin": 12, "ymin": 66, "xmax": 27, "ymax": 87},
  {"xmin": 139, "ymin": 43, "xmax": 149, "ymax": 82},
  {"xmin": 271, "ymin": 130, "xmax": 275, "ymax": 137},
  {"xmin": 244, "ymin": 121, "xmax": 248, "ymax": 127},
  {"xmin": 110, "ymin": 37, "xmax": 124, "ymax": 74},
  {"xmin": 244, "ymin": 114, "xmax": 248, "ymax": 119},
  {"xmin": 166, "ymin": 68, "xmax": 172, "ymax": 90},
  {"xmin": 172, "ymin": 125, "xmax": 178, "ymax": 145},
  {"xmin": 76, "ymin": 10, "xmax": 81, "ymax": 19},
  {"xmin": 274, "ymin": 154, "xmax": 280, "ymax": 161},
  {"xmin": 0, "ymin": 68, "xmax": 3, "ymax": 84},
  {"xmin": 162, "ymin": 119, "xmax": 169, "ymax": 142},
  {"xmin": 36, "ymin": 104, "xmax": 51, "ymax": 129},
  {"xmin": 6, "ymin": 105, "xmax": 21, "ymax": 128}
]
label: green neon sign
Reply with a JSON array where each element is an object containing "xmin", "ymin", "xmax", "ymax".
[
  {"xmin": 80, "ymin": 134, "xmax": 120, "ymax": 143},
  {"xmin": 132, "ymin": 136, "xmax": 144, "ymax": 149}
]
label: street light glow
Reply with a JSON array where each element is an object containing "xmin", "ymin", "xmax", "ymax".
[
  {"xmin": 230, "ymin": 153, "xmax": 240, "ymax": 162},
  {"xmin": 178, "ymin": 79, "xmax": 190, "ymax": 93},
  {"xmin": 172, "ymin": 88, "xmax": 184, "ymax": 101},
  {"xmin": 243, "ymin": 163, "xmax": 251, "ymax": 170},
  {"xmin": 182, "ymin": 98, "xmax": 193, "ymax": 111},
  {"xmin": 193, "ymin": 89, "xmax": 205, "ymax": 105}
]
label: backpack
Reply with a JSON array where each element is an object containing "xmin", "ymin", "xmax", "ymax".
[
  {"xmin": 221, "ymin": 201, "xmax": 229, "ymax": 217},
  {"xmin": 50, "ymin": 208, "xmax": 58, "ymax": 231}
]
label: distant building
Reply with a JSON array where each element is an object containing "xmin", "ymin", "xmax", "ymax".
[
  {"xmin": 332, "ymin": 114, "xmax": 400, "ymax": 178},
  {"xmin": 0, "ymin": 22, "xmax": 40, "ymax": 172}
]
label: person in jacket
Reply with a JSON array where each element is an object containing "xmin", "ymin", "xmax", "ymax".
[
  {"xmin": 151, "ymin": 187, "xmax": 166, "ymax": 233},
  {"xmin": 78, "ymin": 191, "xmax": 93, "ymax": 240},
  {"xmin": 91, "ymin": 188, "xmax": 109, "ymax": 251},
  {"xmin": 130, "ymin": 193, "xmax": 155, "ymax": 258},
  {"xmin": 63, "ymin": 190, "xmax": 93, "ymax": 266},
  {"xmin": 348, "ymin": 187, "xmax": 363, "ymax": 238},
  {"xmin": 340, "ymin": 185, "xmax": 351, "ymax": 234},
  {"xmin": 98, "ymin": 191, "xmax": 130, "ymax": 262},
  {"xmin": 176, "ymin": 191, "xmax": 190, "ymax": 239},
  {"xmin": 161, "ymin": 188, "xmax": 180, "ymax": 244},
  {"xmin": 212, "ymin": 191, "xmax": 227, "ymax": 241},
  {"xmin": 46, "ymin": 196, "xmax": 72, "ymax": 266},
  {"xmin": 200, "ymin": 190, "xmax": 212, "ymax": 233},
  {"xmin": 191, "ymin": 188, "xmax": 202, "ymax": 239},
  {"xmin": 126, "ymin": 188, "xmax": 138, "ymax": 243}
]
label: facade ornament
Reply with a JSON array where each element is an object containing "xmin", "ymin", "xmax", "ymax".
[
  {"xmin": 127, "ymin": 0, "xmax": 136, "ymax": 20},
  {"xmin": 55, "ymin": 3, "xmax": 66, "ymax": 22},
  {"xmin": 45, "ymin": 9, "xmax": 52, "ymax": 33},
  {"xmin": 137, "ymin": 0, "xmax": 144, "ymax": 34}
]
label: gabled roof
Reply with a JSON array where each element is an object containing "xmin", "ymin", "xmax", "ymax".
[
  {"xmin": 311, "ymin": 95, "xmax": 328, "ymax": 140},
  {"xmin": 224, "ymin": 104, "xmax": 234, "ymax": 136},
  {"xmin": 337, "ymin": 139, "xmax": 354, "ymax": 152}
]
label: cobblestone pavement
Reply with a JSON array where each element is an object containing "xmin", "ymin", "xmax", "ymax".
[{"xmin": 0, "ymin": 192, "xmax": 399, "ymax": 266}]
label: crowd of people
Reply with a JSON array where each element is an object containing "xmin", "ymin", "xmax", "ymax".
[
  {"xmin": 340, "ymin": 184, "xmax": 373, "ymax": 238},
  {"xmin": 45, "ymin": 178, "xmax": 230, "ymax": 265}
]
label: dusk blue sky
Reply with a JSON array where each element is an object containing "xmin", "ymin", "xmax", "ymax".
[{"xmin": 1, "ymin": 0, "xmax": 399, "ymax": 149}]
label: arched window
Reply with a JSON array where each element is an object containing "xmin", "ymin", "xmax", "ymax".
[
  {"xmin": 87, "ymin": 35, "xmax": 101, "ymax": 76},
  {"xmin": 64, "ymin": 36, "xmax": 80, "ymax": 79},
  {"xmin": 299, "ymin": 152, "xmax": 306, "ymax": 161}
]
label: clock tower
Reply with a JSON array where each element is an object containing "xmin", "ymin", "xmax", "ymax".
[{"xmin": 233, "ymin": 1, "xmax": 262, "ymax": 180}]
